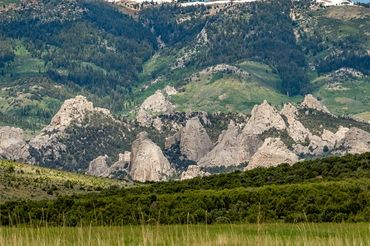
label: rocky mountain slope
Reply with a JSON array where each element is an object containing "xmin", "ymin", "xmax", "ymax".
[
  {"xmin": 1, "ymin": 93, "xmax": 370, "ymax": 182},
  {"xmin": 0, "ymin": 0, "xmax": 370, "ymax": 132}
]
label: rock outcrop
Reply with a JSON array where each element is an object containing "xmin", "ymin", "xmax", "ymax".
[
  {"xmin": 180, "ymin": 165, "xmax": 210, "ymax": 180},
  {"xmin": 180, "ymin": 117, "xmax": 212, "ymax": 161},
  {"xmin": 243, "ymin": 100, "xmax": 286, "ymax": 135},
  {"xmin": 29, "ymin": 95, "xmax": 112, "ymax": 164},
  {"xmin": 246, "ymin": 138, "xmax": 299, "ymax": 170},
  {"xmin": 86, "ymin": 155, "xmax": 109, "ymax": 177},
  {"xmin": 198, "ymin": 121, "xmax": 262, "ymax": 167},
  {"xmin": 321, "ymin": 126, "xmax": 349, "ymax": 147},
  {"xmin": 281, "ymin": 103, "xmax": 311, "ymax": 142},
  {"xmin": 130, "ymin": 132, "xmax": 173, "ymax": 182},
  {"xmin": 300, "ymin": 94, "xmax": 331, "ymax": 114},
  {"xmin": 336, "ymin": 127, "xmax": 370, "ymax": 154},
  {"xmin": 104, "ymin": 151, "xmax": 131, "ymax": 178},
  {"xmin": 87, "ymin": 152, "xmax": 131, "ymax": 178},
  {"xmin": 0, "ymin": 126, "xmax": 29, "ymax": 161},
  {"xmin": 136, "ymin": 90, "xmax": 174, "ymax": 127}
]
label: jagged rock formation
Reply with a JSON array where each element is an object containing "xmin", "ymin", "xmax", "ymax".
[
  {"xmin": 243, "ymin": 100, "xmax": 286, "ymax": 135},
  {"xmin": 136, "ymin": 90, "xmax": 174, "ymax": 127},
  {"xmin": 86, "ymin": 155, "xmax": 109, "ymax": 177},
  {"xmin": 29, "ymin": 95, "xmax": 112, "ymax": 164},
  {"xmin": 180, "ymin": 117, "xmax": 213, "ymax": 161},
  {"xmin": 198, "ymin": 120, "xmax": 262, "ymax": 167},
  {"xmin": 321, "ymin": 126, "xmax": 349, "ymax": 147},
  {"xmin": 180, "ymin": 165, "xmax": 210, "ymax": 180},
  {"xmin": 281, "ymin": 103, "xmax": 311, "ymax": 142},
  {"xmin": 0, "ymin": 127, "xmax": 29, "ymax": 161},
  {"xmin": 336, "ymin": 127, "xmax": 370, "ymax": 154},
  {"xmin": 130, "ymin": 132, "xmax": 174, "ymax": 182},
  {"xmin": 2, "ymin": 93, "xmax": 370, "ymax": 182},
  {"xmin": 246, "ymin": 138, "xmax": 299, "ymax": 170},
  {"xmin": 87, "ymin": 152, "xmax": 131, "ymax": 178},
  {"xmin": 104, "ymin": 151, "xmax": 131, "ymax": 178},
  {"xmin": 300, "ymin": 94, "xmax": 331, "ymax": 114}
]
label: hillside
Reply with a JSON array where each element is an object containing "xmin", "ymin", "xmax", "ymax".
[
  {"xmin": 1, "ymin": 153, "xmax": 369, "ymax": 225},
  {"xmin": 1, "ymin": 91, "xmax": 370, "ymax": 182},
  {"xmin": 0, "ymin": 160, "xmax": 125, "ymax": 203},
  {"xmin": 0, "ymin": 0, "xmax": 156, "ymax": 130},
  {"xmin": 0, "ymin": 0, "xmax": 369, "ymax": 131}
]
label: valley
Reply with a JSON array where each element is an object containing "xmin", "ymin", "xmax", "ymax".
[{"xmin": 0, "ymin": 0, "xmax": 370, "ymax": 243}]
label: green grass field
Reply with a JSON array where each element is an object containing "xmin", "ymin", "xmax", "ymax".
[{"xmin": 1, "ymin": 223, "xmax": 369, "ymax": 246}]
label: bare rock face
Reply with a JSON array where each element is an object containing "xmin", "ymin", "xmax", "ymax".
[
  {"xmin": 180, "ymin": 117, "xmax": 212, "ymax": 161},
  {"xmin": 86, "ymin": 155, "xmax": 109, "ymax": 177},
  {"xmin": 46, "ymin": 95, "xmax": 110, "ymax": 132},
  {"xmin": 300, "ymin": 94, "xmax": 331, "ymax": 114},
  {"xmin": 136, "ymin": 90, "xmax": 174, "ymax": 127},
  {"xmin": 243, "ymin": 100, "xmax": 286, "ymax": 135},
  {"xmin": 163, "ymin": 86, "xmax": 178, "ymax": 96},
  {"xmin": 0, "ymin": 126, "xmax": 29, "ymax": 161},
  {"xmin": 246, "ymin": 138, "xmax": 299, "ymax": 170},
  {"xmin": 336, "ymin": 127, "xmax": 370, "ymax": 154},
  {"xmin": 198, "ymin": 121, "xmax": 262, "ymax": 167},
  {"xmin": 104, "ymin": 151, "xmax": 131, "ymax": 178},
  {"xmin": 29, "ymin": 95, "xmax": 112, "ymax": 164},
  {"xmin": 130, "ymin": 132, "xmax": 173, "ymax": 182},
  {"xmin": 87, "ymin": 152, "xmax": 132, "ymax": 178},
  {"xmin": 321, "ymin": 126, "xmax": 349, "ymax": 147},
  {"xmin": 281, "ymin": 103, "xmax": 311, "ymax": 143},
  {"xmin": 180, "ymin": 165, "xmax": 210, "ymax": 180}
]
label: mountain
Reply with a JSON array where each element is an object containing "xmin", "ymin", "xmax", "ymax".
[
  {"xmin": 0, "ymin": 0, "xmax": 370, "ymax": 181},
  {"xmin": 1, "ymin": 92, "xmax": 370, "ymax": 182},
  {"xmin": 0, "ymin": 0, "xmax": 369, "ymax": 132}
]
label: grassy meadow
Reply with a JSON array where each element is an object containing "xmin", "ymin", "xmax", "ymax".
[
  {"xmin": 1, "ymin": 223, "xmax": 369, "ymax": 246},
  {"xmin": 0, "ymin": 160, "xmax": 126, "ymax": 203}
]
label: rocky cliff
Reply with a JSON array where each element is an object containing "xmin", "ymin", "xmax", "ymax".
[
  {"xmin": 198, "ymin": 120, "xmax": 262, "ymax": 168},
  {"xmin": 0, "ymin": 127, "xmax": 29, "ymax": 162},
  {"xmin": 179, "ymin": 117, "xmax": 213, "ymax": 161},
  {"xmin": 130, "ymin": 132, "xmax": 174, "ymax": 182},
  {"xmin": 136, "ymin": 90, "xmax": 175, "ymax": 128},
  {"xmin": 29, "ymin": 95, "xmax": 113, "ymax": 166},
  {"xmin": 246, "ymin": 138, "xmax": 299, "ymax": 170},
  {"xmin": 2, "ymin": 93, "xmax": 370, "ymax": 182}
]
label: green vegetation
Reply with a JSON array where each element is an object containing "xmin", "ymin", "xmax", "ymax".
[
  {"xmin": 1, "ymin": 0, "xmax": 370, "ymax": 130},
  {"xmin": 0, "ymin": 0, "xmax": 156, "ymax": 129},
  {"xmin": 1, "ymin": 153, "xmax": 370, "ymax": 226},
  {"xmin": 0, "ymin": 160, "xmax": 125, "ymax": 203},
  {"xmin": 1, "ymin": 223, "xmax": 370, "ymax": 246},
  {"xmin": 172, "ymin": 61, "xmax": 301, "ymax": 113}
]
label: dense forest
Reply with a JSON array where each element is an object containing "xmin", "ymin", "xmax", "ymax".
[
  {"xmin": 1, "ymin": 153, "xmax": 369, "ymax": 226},
  {"xmin": 141, "ymin": 0, "xmax": 310, "ymax": 96},
  {"xmin": 0, "ymin": 0, "xmax": 156, "ymax": 113}
]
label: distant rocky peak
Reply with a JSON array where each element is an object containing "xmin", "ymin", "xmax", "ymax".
[
  {"xmin": 280, "ymin": 103, "xmax": 299, "ymax": 118},
  {"xmin": 243, "ymin": 100, "xmax": 286, "ymax": 135},
  {"xmin": 47, "ymin": 95, "xmax": 111, "ymax": 132},
  {"xmin": 180, "ymin": 117, "xmax": 213, "ymax": 161},
  {"xmin": 136, "ymin": 90, "xmax": 175, "ymax": 127},
  {"xmin": 300, "ymin": 94, "xmax": 331, "ymax": 114},
  {"xmin": 246, "ymin": 137, "xmax": 299, "ymax": 170},
  {"xmin": 130, "ymin": 131, "xmax": 174, "ymax": 182}
]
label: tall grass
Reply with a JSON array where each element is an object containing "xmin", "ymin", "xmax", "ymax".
[{"xmin": 1, "ymin": 223, "xmax": 369, "ymax": 246}]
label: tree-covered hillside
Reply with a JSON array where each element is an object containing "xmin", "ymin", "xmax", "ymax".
[
  {"xmin": 0, "ymin": 0, "xmax": 370, "ymax": 130},
  {"xmin": 1, "ymin": 153, "xmax": 370, "ymax": 225},
  {"xmin": 0, "ymin": 0, "xmax": 156, "ymax": 130}
]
